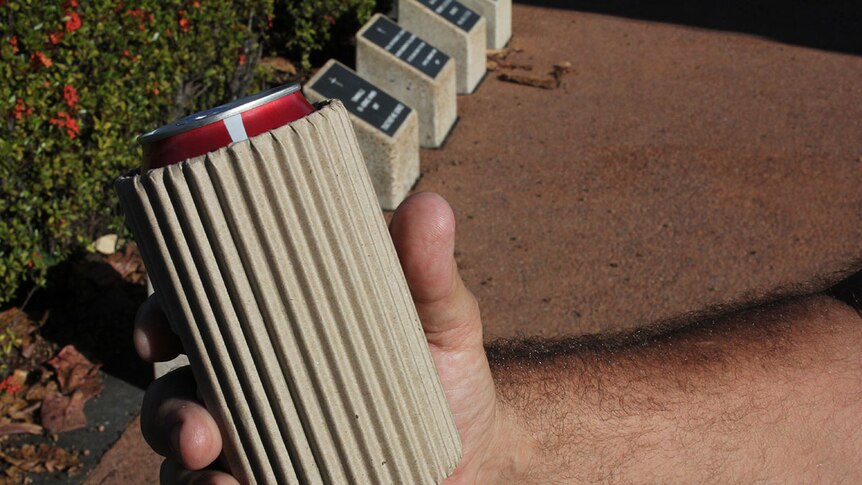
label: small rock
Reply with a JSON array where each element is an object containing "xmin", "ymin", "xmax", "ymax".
[
  {"xmin": 93, "ymin": 234, "xmax": 119, "ymax": 255},
  {"xmin": 553, "ymin": 61, "xmax": 573, "ymax": 73}
]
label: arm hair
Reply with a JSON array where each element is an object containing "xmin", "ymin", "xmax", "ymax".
[{"xmin": 487, "ymin": 275, "xmax": 862, "ymax": 483}]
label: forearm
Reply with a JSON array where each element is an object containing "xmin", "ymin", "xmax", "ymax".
[{"xmin": 488, "ymin": 295, "xmax": 862, "ymax": 482}]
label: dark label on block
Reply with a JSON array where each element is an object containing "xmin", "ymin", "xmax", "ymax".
[
  {"xmin": 362, "ymin": 16, "xmax": 449, "ymax": 79},
  {"xmin": 416, "ymin": 0, "xmax": 481, "ymax": 32},
  {"xmin": 311, "ymin": 63, "xmax": 411, "ymax": 136}
]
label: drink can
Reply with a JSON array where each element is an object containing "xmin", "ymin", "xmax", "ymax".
[{"xmin": 138, "ymin": 83, "xmax": 315, "ymax": 170}]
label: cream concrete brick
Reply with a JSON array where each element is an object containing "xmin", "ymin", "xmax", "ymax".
[
  {"xmin": 356, "ymin": 14, "xmax": 457, "ymax": 148},
  {"xmin": 305, "ymin": 60, "xmax": 420, "ymax": 210},
  {"xmin": 398, "ymin": 0, "xmax": 487, "ymax": 94},
  {"xmin": 459, "ymin": 0, "xmax": 511, "ymax": 49}
]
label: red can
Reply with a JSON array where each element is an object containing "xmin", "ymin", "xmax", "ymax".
[{"xmin": 138, "ymin": 83, "xmax": 316, "ymax": 171}]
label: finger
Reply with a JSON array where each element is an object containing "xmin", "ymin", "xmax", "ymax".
[
  {"xmin": 142, "ymin": 366, "xmax": 222, "ymax": 471},
  {"xmin": 389, "ymin": 192, "xmax": 483, "ymax": 351},
  {"xmin": 160, "ymin": 459, "xmax": 240, "ymax": 485},
  {"xmin": 135, "ymin": 295, "xmax": 184, "ymax": 362}
]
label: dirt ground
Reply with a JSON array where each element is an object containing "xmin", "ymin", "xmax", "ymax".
[
  {"xmin": 84, "ymin": 1, "xmax": 862, "ymax": 481},
  {"xmin": 421, "ymin": 2, "xmax": 862, "ymax": 339}
]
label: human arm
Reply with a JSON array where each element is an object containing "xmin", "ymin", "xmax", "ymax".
[
  {"xmin": 136, "ymin": 192, "xmax": 862, "ymax": 483},
  {"xmin": 489, "ymin": 292, "xmax": 862, "ymax": 482}
]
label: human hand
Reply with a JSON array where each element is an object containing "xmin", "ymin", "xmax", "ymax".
[{"xmin": 134, "ymin": 192, "xmax": 531, "ymax": 484}]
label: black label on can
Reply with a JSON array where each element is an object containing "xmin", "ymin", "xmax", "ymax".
[
  {"xmin": 362, "ymin": 16, "xmax": 449, "ymax": 79},
  {"xmin": 311, "ymin": 63, "xmax": 411, "ymax": 137},
  {"xmin": 416, "ymin": 0, "xmax": 481, "ymax": 32}
]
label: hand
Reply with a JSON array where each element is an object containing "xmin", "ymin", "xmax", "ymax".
[{"xmin": 134, "ymin": 192, "xmax": 531, "ymax": 484}]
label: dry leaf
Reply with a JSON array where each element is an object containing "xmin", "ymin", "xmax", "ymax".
[
  {"xmin": 104, "ymin": 244, "xmax": 146, "ymax": 285},
  {"xmin": 486, "ymin": 46, "xmax": 522, "ymax": 60},
  {"xmin": 260, "ymin": 56, "xmax": 297, "ymax": 75},
  {"xmin": 259, "ymin": 56, "xmax": 299, "ymax": 84},
  {"xmin": 41, "ymin": 389, "xmax": 87, "ymax": 434},
  {"xmin": 0, "ymin": 443, "xmax": 82, "ymax": 483},
  {"xmin": 0, "ymin": 421, "xmax": 42, "ymax": 435},
  {"xmin": 47, "ymin": 345, "xmax": 103, "ymax": 400}
]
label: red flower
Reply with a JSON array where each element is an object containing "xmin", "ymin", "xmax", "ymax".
[
  {"xmin": 177, "ymin": 10, "xmax": 190, "ymax": 33},
  {"xmin": 63, "ymin": 85, "xmax": 79, "ymax": 108},
  {"xmin": 13, "ymin": 98, "xmax": 26, "ymax": 120},
  {"xmin": 63, "ymin": 0, "xmax": 79, "ymax": 8},
  {"xmin": 0, "ymin": 376, "xmax": 21, "ymax": 395},
  {"xmin": 49, "ymin": 111, "xmax": 80, "ymax": 139},
  {"xmin": 238, "ymin": 54, "xmax": 246, "ymax": 66},
  {"xmin": 192, "ymin": 1, "xmax": 200, "ymax": 7},
  {"xmin": 31, "ymin": 51, "xmax": 53, "ymax": 69},
  {"xmin": 8, "ymin": 35, "xmax": 17, "ymax": 53},
  {"xmin": 65, "ymin": 12, "xmax": 82, "ymax": 33},
  {"xmin": 266, "ymin": 15, "xmax": 273, "ymax": 28},
  {"xmin": 49, "ymin": 31, "xmax": 64, "ymax": 45}
]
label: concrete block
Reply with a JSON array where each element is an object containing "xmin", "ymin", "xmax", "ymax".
[
  {"xmin": 117, "ymin": 100, "xmax": 461, "ymax": 484},
  {"xmin": 357, "ymin": 14, "xmax": 457, "ymax": 148},
  {"xmin": 305, "ymin": 60, "xmax": 420, "ymax": 210},
  {"xmin": 459, "ymin": 0, "xmax": 511, "ymax": 49},
  {"xmin": 398, "ymin": 0, "xmax": 487, "ymax": 94}
]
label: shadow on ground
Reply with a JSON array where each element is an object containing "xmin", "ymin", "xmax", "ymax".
[
  {"xmin": 27, "ymin": 254, "xmax": 151, "ymax": 390},
  {"xmin": 515, "ymin": 0, "xmax": 862, "ymax": 56}
]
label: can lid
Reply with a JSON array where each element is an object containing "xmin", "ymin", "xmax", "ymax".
[{"xmin": 138, "ymin": 83, "xmax": 303, "ymax": 145}]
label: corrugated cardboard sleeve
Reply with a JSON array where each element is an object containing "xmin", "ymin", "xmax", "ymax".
[{"xmin": 116, "ymin": 100, "xmax": 461, "ymax": 484}]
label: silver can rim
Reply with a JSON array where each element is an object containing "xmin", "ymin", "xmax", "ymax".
[{"xmin": 138, "ymin": 83, "xmax": 302, "ymax": 145}]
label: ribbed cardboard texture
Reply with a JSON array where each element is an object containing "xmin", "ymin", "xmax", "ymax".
[{"xmin": 116, "ymin": 100, "xmax": 461, "ymax": 484}]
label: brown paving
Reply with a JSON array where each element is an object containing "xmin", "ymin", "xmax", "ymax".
[
  {"xmin": 418, "ymin": 3, "xmax": 862, "ymax": 339},
  {"xmin": 87, "ymin": 3, "xmax": 862, "ymax": 480},
  {"xmin": 84, "ymin": 416, "xmax": 160, "ymax": 484}
]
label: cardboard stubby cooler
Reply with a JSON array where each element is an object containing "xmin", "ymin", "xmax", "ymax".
[{"xmin": 115, "ymin": 84, "xmax": 462, "ymax": 484}]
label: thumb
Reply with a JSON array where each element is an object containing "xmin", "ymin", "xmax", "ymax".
[{"xmin": 389, "ymin": 193, "xmax": 483, "ymax": 352}]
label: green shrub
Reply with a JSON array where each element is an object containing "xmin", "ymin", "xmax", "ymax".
[
  {"xmin": 0, "ymin": 0, "xmax": 274, "ymax": 304},
  {"xmin": 270, "ymin": 0, "xmax": 378, "ymax": 69}
]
